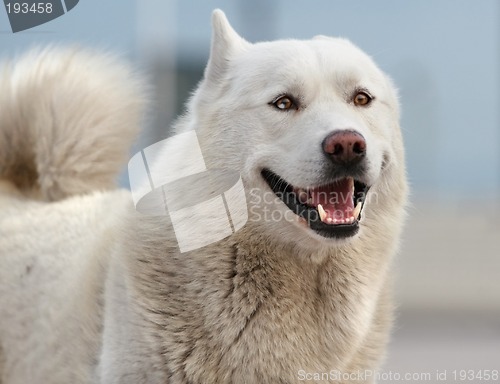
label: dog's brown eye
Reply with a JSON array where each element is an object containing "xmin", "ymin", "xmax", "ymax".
[
  {"xmin": 273, "ymin": 96, "xmax": 296, "ymax": 111},
  {"xmin": 353, "ymin": 91, "xmax": 372, "ymax": 107}
]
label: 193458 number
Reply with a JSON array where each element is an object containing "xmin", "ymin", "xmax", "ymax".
[{"xmin": 5, "ymin": 2, "xmax": 53, "ymax": 14}]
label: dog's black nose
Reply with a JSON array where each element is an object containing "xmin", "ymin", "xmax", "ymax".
[{"xmin": 322, "ymin": 130, "xmax": 366, "ymax": 166}]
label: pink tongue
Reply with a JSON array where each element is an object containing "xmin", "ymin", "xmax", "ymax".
[{"xmin": 310, "ymin": 179, "xmax": 354, "ymax": 221}]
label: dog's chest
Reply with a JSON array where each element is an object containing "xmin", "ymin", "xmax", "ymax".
[{"xmin": 162, "ymin": 254, "xmax": 373, "ymax": 383}]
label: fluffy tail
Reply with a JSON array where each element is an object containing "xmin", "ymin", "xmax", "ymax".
[{"xmin": 0, "ymin": 47, "xmax": 147, "ymax": 201}]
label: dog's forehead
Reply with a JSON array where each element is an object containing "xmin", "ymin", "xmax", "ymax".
[{"xmin": 234, "ymin": 37, "xmax": 383, "ymax": 86}]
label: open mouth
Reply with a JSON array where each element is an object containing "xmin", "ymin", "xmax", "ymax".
[{"xmin": 261, "ymin": 169, "xmax": 370, "ymax": 238}]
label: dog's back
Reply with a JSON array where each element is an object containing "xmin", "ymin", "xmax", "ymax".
[{"xmin": 0, "ymin": 48, "xmax": 146, "ymax": 384}]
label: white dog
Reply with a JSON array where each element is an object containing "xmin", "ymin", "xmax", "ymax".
[{"xmin": 0, "ymin": 10, "xmax": 407, "ymax": 384}]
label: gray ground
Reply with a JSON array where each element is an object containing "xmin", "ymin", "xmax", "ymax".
[{"xmin": 382, "ymin": 199, "xmax": 500, "ymax": 384}]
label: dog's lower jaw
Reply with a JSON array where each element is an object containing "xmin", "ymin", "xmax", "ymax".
[{"xmin": 243, "ymin": 206, "xmax": 362, "ymax": 262}]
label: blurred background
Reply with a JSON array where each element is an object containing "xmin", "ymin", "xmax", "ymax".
[{"xmin": 1, "ymin": 1, "xmax": 499, "ymax": 382}]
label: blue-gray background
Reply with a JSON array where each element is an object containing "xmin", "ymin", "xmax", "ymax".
[
  {"xmin": 1, "ymin": 1, "xmax": 499, "ymax": 380},
  {"xmin": 1, "ymin": 0, "xmax": 498, "ymax": 198}
]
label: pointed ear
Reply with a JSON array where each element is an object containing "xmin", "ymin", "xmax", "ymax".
[{"xmin": 204, "ymin": 10, "xmax": 249, "ymax": 83}]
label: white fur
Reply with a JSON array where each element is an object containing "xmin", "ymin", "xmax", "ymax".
[{"xmin": 0, "ymin": 10, "xmax": 407, "ymax": 384}]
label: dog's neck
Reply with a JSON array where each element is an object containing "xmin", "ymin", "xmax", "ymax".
[{"xmin": 114, "ymin": 216, "xmax": 391, "ymax": 373}]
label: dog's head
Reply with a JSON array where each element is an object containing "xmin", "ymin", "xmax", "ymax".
[{"xmin": 187, "ymin": 10, "xmax": 407, "ymax": 250}]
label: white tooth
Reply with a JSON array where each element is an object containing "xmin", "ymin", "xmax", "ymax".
[
  {"xmin": 349, "ymin": 177, "xmax": 354, "ymax": 193},
  {"xmin": 317, "ymin": 204, "xmax": 327, "ymax": 222},
  {"xmin": 353, "ymin": 202, "xmax": 362, "ymax": 219}
]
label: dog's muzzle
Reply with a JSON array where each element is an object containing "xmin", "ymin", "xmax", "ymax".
[{"xmin": 261, "ymin": 130, "xmax": 371, "ymax": 239}]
